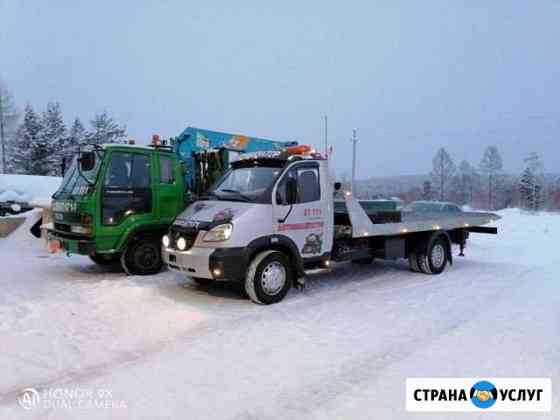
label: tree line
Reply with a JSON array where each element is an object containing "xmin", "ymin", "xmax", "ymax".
[
  {"xmin": 422, "ymin": 146, "xmax": 556, "ymax": 211},
  {"xmin": 0, "ymin": 81, "xmax": 126, "ymax": 177}
]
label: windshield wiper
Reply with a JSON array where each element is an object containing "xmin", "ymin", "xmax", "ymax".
[{"xmin": 217, "ymin": 189, "xmax": 251, "ymax": 202}]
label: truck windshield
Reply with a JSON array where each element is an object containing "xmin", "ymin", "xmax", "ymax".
[
  {"xmin": 208, "ymin": 166, "xmax": 282, "ymax": 203},
  {"xmin": 54, "ymin": 152, "xmax": 103, "ymax": 197}
]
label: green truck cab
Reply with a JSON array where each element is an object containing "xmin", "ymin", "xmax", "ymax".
[{"xmin": 48, "ymin": 128, "xmax": 295, "ymax": 275}]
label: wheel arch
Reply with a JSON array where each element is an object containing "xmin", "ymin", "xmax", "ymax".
[{"xmin": 246, "ymin": 234, "xmax": 304, "ymax": 277}]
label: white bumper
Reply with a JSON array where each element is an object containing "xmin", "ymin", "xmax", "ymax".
[{"xmin": 163, "ymin": 246, "xmax": 215, "ymax": 279}]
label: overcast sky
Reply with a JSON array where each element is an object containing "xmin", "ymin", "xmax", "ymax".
[{"xmin": 1, "ymin": 1, "xmax": 559, "ymax": 177}]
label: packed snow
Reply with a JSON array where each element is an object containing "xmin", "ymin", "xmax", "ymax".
[
  {"xmin": 0, "ymin": 174, "xmax": 61, "ymax": 207},
  {"xmin": 0, "ymin": 209, "xmax": 558, "ymax": 419}
]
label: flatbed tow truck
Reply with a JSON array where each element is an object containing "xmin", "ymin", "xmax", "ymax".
[{"xmin": 162, "ymin": 145, "xmax": 500, "ymax": 304}]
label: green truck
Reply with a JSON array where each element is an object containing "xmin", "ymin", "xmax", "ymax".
[{"xmin": 48, "ymin": 127, "xmax": 295, "ymax": 275}]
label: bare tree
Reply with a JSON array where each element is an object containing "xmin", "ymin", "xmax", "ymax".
[
  {"xmin": 430, "ymin": 147, "xmax": 456, "ymax": 201},
  {"xmin": 0, "ymin": 81, "xmax": 20, "ymax": 173},
  {"xmin": 479, "ymin": 146, "xmax": 503, "ymax": 210}
]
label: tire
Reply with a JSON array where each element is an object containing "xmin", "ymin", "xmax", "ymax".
[
  {"xmin": 89, "ymin": 252, "xmax": 121, "ymax": 265},
  {"xmin": 121, "ymin": 236, "xmax": 163, "ymax": 275},
  {"xmin": 426, "ymin": 237, "xmax": 448, "ymax": 274},
  {"xmin": 408, "ymin": 252, "xmax": 420, "ymax": 272},
  {"xmin": 192, "ymin": 277, "xmax": 214, "ymax": 286},
  {"xmin": 417, "ymin": 237, "xmax": 448, "ymax": 275},
  {"xmin": 244, "ymin": 251, "xmax": 293, "ymax": 305}
]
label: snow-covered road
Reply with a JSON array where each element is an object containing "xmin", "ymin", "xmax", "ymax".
[{"xmin": 0, "ymin": 209, "xmax": 558, "ymax": 419}]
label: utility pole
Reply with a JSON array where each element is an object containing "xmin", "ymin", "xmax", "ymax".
[
  {"xmin": 351, "ymin": 129, "xmax": 357, "ymax": 194},
  {"xmin": 0, "ymin": 93, "xmax": 5, "ymax": 174},
  {"xmin": 323, "ymin": 115, "xmax": 328, "ymax": 157}
]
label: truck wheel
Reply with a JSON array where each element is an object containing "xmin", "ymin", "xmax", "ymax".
[
  {"xmin": 191, "ymin": 277, "xmax": 214, "ymax": 286},
  {"xmin": 121, "ymin": 237, "xmax": 163, "ymax": 275},
  {"xmin": 408, "ymin": 252, "xmax": 420, "ymax": 272},
  {"xmin": 417, "ymin": 237, "xmax": 448, "ymax": 275},
  {"xmin": 89, "ymin": 252, "xmax": 121, "ymax": 265},
  {"xmin": 244, "ymin": 250, "xmax": 293, "ymax": 305}
]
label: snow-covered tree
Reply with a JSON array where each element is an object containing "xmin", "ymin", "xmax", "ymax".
[
  {"xmin": 11, "ymin": 105, "xmax": 42, "ymax": 174},
  {"xmin": 452, "ymin": 160, "xmax": 479, "ymax": 205},
  {"xmin": 479, "ymin": 146, "xmax": 503, "ymax": 210},
  {"xmin": 60, "ymin": 117, "xmax": 88, "ymax": 174},
  {"xmin": 86, "ymin": 112, "xmax": 126, "ymax": 145},
  {"xmin": 41, "ymin": 102, "xmax": 66, "ymax": 176},
  {"xmin": 430, "ymin": 147, "xmax": 456, "ymax": 201},
  {"xmin": 0, "ymin": 81, "xmax": 19, "ymax": 173},
  {"xmin": 519, "ymin": 153, "xmax": 545, "ymax": 211}
]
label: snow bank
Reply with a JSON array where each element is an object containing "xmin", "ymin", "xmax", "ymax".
[{"xmin": 0, "ymin": 174, "xmax": 61, "ymax": 207}]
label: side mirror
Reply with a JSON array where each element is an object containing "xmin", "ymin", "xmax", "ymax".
[
  {"xmin": 334, "ymin": 182, "xmax": 342, "ymax": 191},
  {"xmin": 79, "ymin": 151, "xmax": 96, "ymax": 172},
  {"xmin": 286, "ymin": 177, "xmax": 298, "ymax": 205}
]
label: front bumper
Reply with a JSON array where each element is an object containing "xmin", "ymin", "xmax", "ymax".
[
  {"xmin": 48, "ymin": 230, "xmax": 95, "ymax": 255},
  {"xmin": 163, "ymin": 245, "xmax": 248, "ymax": 281}
]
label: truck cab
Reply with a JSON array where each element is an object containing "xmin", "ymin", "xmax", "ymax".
[
  {"xmin": 163, "ymin": 147, "xmax": 333, "ymax": 303},
  {"xmin": 49, "ymin": 143, "xmax": 185, "ymax": 274}
]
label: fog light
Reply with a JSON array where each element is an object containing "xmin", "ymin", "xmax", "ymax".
[
  {"xmin": 212, "ymin": 268, "xmax": 222, "ymax": 277},
  {"xmin": 177, "ymin": 237, "xmax": 187, "ymax": 250},
  {"xmin": 162, "ymin": 235, "xmax": 170, "ymax": 248}
]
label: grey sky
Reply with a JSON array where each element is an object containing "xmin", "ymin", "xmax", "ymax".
[{"xmin": 1, "ymin": 1, "xmax": 559, "ymax": 178}]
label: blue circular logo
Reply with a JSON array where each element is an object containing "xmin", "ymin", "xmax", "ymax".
[{"xmin": 470, "ymin": 381, "xmax": 498, "ymax": 409}]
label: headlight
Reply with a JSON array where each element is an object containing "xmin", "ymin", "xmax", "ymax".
[
  {"xmin": 70, "ymin": 225, "xmax": 92, "ymax": 234},
  {"xmin": 203, "ymin": 223, "xmax": 233, "ymax": 242},
  {"xmin": 176, "ymin": 237, "xmax": 187, "ymax": 250},
  {"xmin": 162, "ymin": 235, "xmax": 170, "ymax": 248}
]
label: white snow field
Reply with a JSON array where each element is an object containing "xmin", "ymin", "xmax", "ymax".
[{"xmin": 0, "ymin": 209, "xmax": 558, "ymax": 419}]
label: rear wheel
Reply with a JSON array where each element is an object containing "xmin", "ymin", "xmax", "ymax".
[
  {"xmin": 121, "ymin": 236, "xmax": 163, "ymax": 275},
  {"xmin": 416, "ymin": 237, "xmax": 448, "ymax": 275},
  {"xmin": 408, "ymin": 252, "xmax": 420, "ymax": 272},
  {"xmin": 245, "ymin": 251, "xmax": 293, "ymax": 305},
  {"xmin": 89, "ymin": 252, "xmax": 121, "ymax": 266}
]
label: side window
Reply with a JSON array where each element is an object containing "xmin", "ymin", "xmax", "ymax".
[
  {"xmin": 276, "ymin": 169, "xmax": 296, "ymax": 205},
  {"xmin": 159, "ymin": 155, "xmax": 174, "ymax": 184},
  {"xmin": 297, "ymin": 167, "xmax": 320, "ymax": 203},
  {"xmin": 102, "ymin": 153, "xmax": 151, "ymax": 225},
  {"xmin": 105, "ymin": 153, "xmax": 151, "ymax": 188},
  {"xmin": 275, "ymin": 165, "xmax": 320, "ymax": 205}
]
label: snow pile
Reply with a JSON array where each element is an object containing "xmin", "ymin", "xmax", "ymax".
[{"xmin": 0, "ymin": 174, "xmax": 61, "ymax": 207}]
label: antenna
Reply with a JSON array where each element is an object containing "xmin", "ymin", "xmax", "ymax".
[{"xmin": 324, "ymin": 115, "xmax": 328, "ymax": 157}]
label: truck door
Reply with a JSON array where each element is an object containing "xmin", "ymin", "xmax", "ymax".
[
  {"xmin": 273, "ymin": 162, "xmax": 326, "ymax": 258},
  {"xmin": 97, "ymin": 151, "xmax": 154, "ymax": 249},
  {"xmin": 155, "ymin": 152, "xmax": 180, "ymax": 222}
]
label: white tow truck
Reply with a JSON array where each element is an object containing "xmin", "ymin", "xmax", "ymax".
[{"xmin": 162, "ymin": 145, "xmax": 500, "ymax": 304}]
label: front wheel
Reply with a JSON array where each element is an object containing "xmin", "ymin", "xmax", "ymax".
[
  {"xmin": 121, "ymin": 237, "xmax": 163, "ymax": 275},
  {"xmin": 245, "ymin": 251, "xmax": 293, "ymax": 305}
]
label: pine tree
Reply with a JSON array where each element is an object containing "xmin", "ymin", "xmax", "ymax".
[
  {"xmin": 86, "ymin": 112, "xmax": 126, "ymax": 145},
  {"xmin": 519, "ymin": 153, "xmax": 545, "ymax": 211},
  {"xmin": 430, "ymin": 147, "xmax": 456, "ymax": 201},
  {"xmin": 41, "ymin": 102, "xmax": 66, "ymax": 176},
  {"xmin": 0, "ymin": 81, "xmax": 20, "ymax": 173},
  {"xmin": 479, "ymin": 146, "xmax": 503, "ymax": 210},
  {"xmin": 61, "ymin": 117, "xmax": 87, "ymax": 173},
  {"xmin": 12, "ymin": 105, "xmax": 42, "ymax": 174}
]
